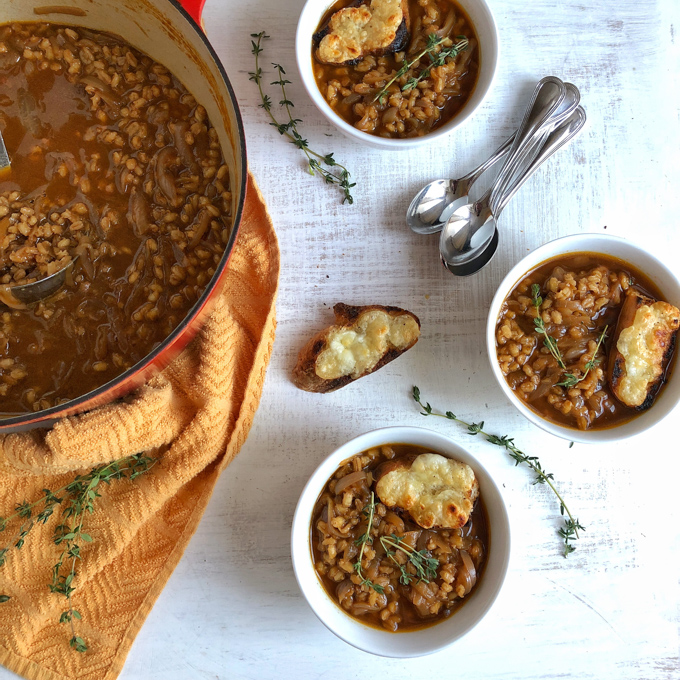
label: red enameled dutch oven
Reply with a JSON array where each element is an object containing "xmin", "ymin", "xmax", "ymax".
[{"xmin": 0, "ymin": 0, "xmax": 247, "ymax": 432}]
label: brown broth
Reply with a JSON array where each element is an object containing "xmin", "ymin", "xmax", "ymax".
[
  {"xmin": 312, "ymin": 0, "xmax": 479, "ymax": 138},
  {"xmin": 495, "ymin": 252, "xmax": 676, "ymax": 431},
  {"xmin": 310, "ymin": 443, "xmax": 489, "ymax": 632},
  {"xmin": 0, "ymin": 22, "xmax": 231, "ymax": 415}
]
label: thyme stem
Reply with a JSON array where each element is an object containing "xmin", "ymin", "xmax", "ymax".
[
  {"xmin": 352, "ymin": 492, "xmax": 384, "ymax": 593},
  {"xmin": 555, "ymin": 325, "xmax": 609, "ymax": 389},
  {"xmin": 531, "ymin": 284, "xmax": 566, "ymax": 370},
  {"xmin": 249, "ymin": 32, "xmax": 355, "ymax": 204},
  {"xmin": 373, "ymin": 34, "xmax": 469, "ymax": 103},
  {"xmin": 0, "ymin": 453, "xmax": 156, "ymax": 651},
  {"xmin": 379, "ymin": 534, "xmax": 439, "ymax": 585},
  {"xmin": 412, "ymin": 386, "xmax": 585, "ymax": 557}
]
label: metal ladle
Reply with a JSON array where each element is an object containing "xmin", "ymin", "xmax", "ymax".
[
  {"xmin": 407, "ymin": 78, "xmax": 579, "ymax": 236},
  {"xmin": 0, "ymin": 132, "xmax": 79, "ymax": 306},
  {"xmin": 439, "ymin": 106, "xmax": 587, "ymax": 276},
  {"xmin": 0, "ymin": 130, "xmax": 10, "ymax": 175}
]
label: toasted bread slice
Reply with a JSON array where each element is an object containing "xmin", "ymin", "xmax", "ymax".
[
  {"xmin": 375, "ymin": 453, "xmax": 479, "ymax": 529},
  {"xmin": 292, "ymin": 303, "xmax": 420, "ymax": 393},
  {"xmin": 313, "ymin": 0, "xmax": 410, "ymax": 66},
  {"xmin": 608, "ymin": 290, "xmax": 679, "ymax": 409}
]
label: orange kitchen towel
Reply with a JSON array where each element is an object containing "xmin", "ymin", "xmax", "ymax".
[{"xmin": 0, "ymin": 174, "xmax": 279, "ymax": 680}]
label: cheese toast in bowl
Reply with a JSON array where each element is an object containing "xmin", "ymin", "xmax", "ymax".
[
  {"xmin": 291, "ymin": 426, "xmax": 510, "ymax": 657},
  {"xmin": 487, "ymin": 234, "xmax": 680, "ymax": 443}
]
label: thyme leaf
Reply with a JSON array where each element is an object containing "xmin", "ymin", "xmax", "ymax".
[
  {"xmin": 412, "ymin": 386, "xmax": 585, "ymax": 557},
  {"xmin": 249, "ymin": 32, "xmax": 355, "ymax": 204},
  {"xmin": 554, "ymin": 326, "xmax": 609, "ymax": 389},
  {"xmin": 379, "ymin": 534, "xmax": 439, "ymax": 585},
  {"xmin": 530, "ymin": 284, "xmax": 566, "ymax": 370},
  {"xmin": 531, "ymin": 284, "xmax": 609, "ymax": 390},
  {"xmin": 352, "ymin": 492, "xmax": 384, "ymax": 594},
  {"xmin": 373, "ymin": 34, "xmax": 469, "ymax": 103},
  {"xmin": 0, "ymin": 453, "xmax": 156, "ymax": 650}
]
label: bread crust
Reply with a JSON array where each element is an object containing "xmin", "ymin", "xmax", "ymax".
[
  {"xmin": 292, "ymin": 303, "xmax": 420, "ymax": 393},
  {"xmin": 608, "ymin": 290, "xmax": 679, "ymax": 410}
]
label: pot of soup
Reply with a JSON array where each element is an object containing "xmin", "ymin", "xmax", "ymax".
[{"xmin": 0, "ymin": 0, "xmax": 247, "ymax": 431}]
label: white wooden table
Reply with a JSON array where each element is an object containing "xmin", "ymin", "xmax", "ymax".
[{"xmin": 5, "ymin": 0, "xmax": 680, "ymax": 677}]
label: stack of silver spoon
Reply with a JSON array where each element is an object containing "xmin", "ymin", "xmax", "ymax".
[{"xmin": 407, "ymin": 76, "xmax": 586, "ymax": 276}]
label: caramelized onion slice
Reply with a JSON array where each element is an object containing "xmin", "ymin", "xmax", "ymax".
[
  {"xmin": 459, "ymin": 549, "xmax": 477, "ymax": 595},
  {"xmin": 333, "ymin": 470, "xmax": 367, "ymax": 495}
]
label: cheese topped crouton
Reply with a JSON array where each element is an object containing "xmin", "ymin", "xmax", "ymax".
[
  {"xmin": 292, "ymin": 303, "xmax": 420, "ymax": 393},
  {"xmin": 375, "ymin": 453, "xmax": 479, "ymax": 529},
  {"xmin": 316, "ymin": 0, "xmax": 405, "ymax": 65},
  {"xmin": 609, "ymin": 291, "xmax": 680, "ymax": 408}
]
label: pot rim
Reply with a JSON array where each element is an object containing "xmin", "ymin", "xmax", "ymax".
[{"xmin": 0, "ymin": 0, "xmax": 247, "ymax": 431}]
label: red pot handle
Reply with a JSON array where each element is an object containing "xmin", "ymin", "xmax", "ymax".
[{"xmin": 176, "ymin": 0, "xmax": 206, "ymax": 28}]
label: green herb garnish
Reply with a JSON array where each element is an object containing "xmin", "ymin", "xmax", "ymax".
[
  {"xmin": 531, "ymin": 284, "xmax": 608, "ymax": 390},
  {"xmin": 0, "ymin": 453, "xmax": 156, "ymax": 651},
  {"xmin": 530, "ymin": 283, "xmax": 566, "ymax": 369},
  {"xmin": 412, "ymin": 386, "xmax": 584, "ymax": 557},
  {"xmin": 353, "ymin": 492, "xmax": 384, "ymax": 594},
  {"xmin": 555, "ymin": 326, "xmax": 609, "ymax": 389},
  {"xmin": 379, "ymin": 534, "xmax": 439, "ymax": 585},
  {"xmin": 249, "ymin": 32, "xmax": 355, "ymax": 204},
  {"xmin": 373, "ymin": 34, "xmax": 469, "ymax": 103}
]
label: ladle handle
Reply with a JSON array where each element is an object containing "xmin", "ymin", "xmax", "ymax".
[
  {"xmin": 0, "ymin": 130, "xmax": 10, "ymax": 171},
  {"xmin": 494, "ymin": 107, "xmax": 587, "ymax": 216},
  {"xmin": 488, "ymin": 77, "xmax": 566, "ymax": 212}
]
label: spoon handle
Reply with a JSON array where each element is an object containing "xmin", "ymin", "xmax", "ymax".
[
  {"xmin": 488, "ymin": 77, "xmax": 566, "ymax": 212},
  {"xmin": 489, "ymin": 82, "xmax": 580, "ymax": 213},
  {"xmin": 494, "ymin": 107, "xmax": 587, "ymax": 216},
  {"xmin": 459, "ymin": 133, "xmax": 515, "ymax": 186}
]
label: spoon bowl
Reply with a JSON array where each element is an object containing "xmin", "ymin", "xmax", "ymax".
[
  {"xmin": 407, "ymin": 134, "xmax": 513, "ymax": 235},
  {"xmin": 440, "ymin": 105, "xmax": 587, "ymax": 276},
  {"xmin": 442, "ymin": 227, "xmax": 499, "ymax": 277},
  {"xmin": 0, "ymin": 259, "xmax": 76, "ymax": 308}
]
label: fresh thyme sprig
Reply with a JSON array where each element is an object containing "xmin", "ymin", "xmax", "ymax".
[
  {"xmin": 555, "ymin": 326, "xmax": 609, "ymax": 389},
  {"xmin": 531, "ymin": 284, "xmax": 609, "ymax": 389},
  {"xmin": 379, "ymin": 534, "xmax": 439, "ymax": 585},
  {"xmin": 352, "ymin": 492, "xmax": 384, "ymax": 594},
  {"xmin": 530, "ymin": 284, "xmax": 566, "ymax": 370},
  {"xmin": 373, "ymin": 33, "xmax": 469, "ymax": 103},
  {"xmin": 249, "ymin": 32, "xmax": 355, "ymax": 204},
  {"xmin": 0, "ymin": 453, "xmax": 156, "ymax": 651},
  {"xmin": 412, "ymin": 386, "xmax": 585, "ymax": 557}
]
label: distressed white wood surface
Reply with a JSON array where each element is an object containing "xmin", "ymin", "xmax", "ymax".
[{"xmin": 4, "ymin": 0, "xmax": 680, "ymax": 678}]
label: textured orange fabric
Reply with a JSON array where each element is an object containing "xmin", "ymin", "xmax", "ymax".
[{"xmin": 0, "ymin": 175, "xmax": 279, "ymax": 680}]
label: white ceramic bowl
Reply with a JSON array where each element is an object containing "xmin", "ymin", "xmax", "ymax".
[
  {"xmin": 295, "ymin": 0, "xmax": 499, "ymax": 149},
  {"xmin": 486, "ymin": 234, "xmax": 680, "ymax": 444},
  {"xmin": 291, "ymin": 426, "xmax": 511, "ymax": 657}
]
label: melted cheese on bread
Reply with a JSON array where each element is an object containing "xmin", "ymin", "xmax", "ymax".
[
  {"xmin": 375, "ymin": 453, "xmax": 479, "ymax": 529},
  {"xmin": 315, "ymin": 310, "xmax": 419, "ymax": 380},
  {"xmin": 615, "ymin": 301, "xmax": 680, "ymax": 407},
  {"xmin": 316, "ymin": 0, "xmax": 403, "ymax": 64}
]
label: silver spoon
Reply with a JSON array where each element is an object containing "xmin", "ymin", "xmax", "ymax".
[
  {"xmin": 406, "ymin": 133, "xmax": 515, "ymax": 235},
  {"xmin": 435, "ymin": 76, "xmax": 568, "ymax": 275},
  {"xmin": 489, "ymin": 82, "xmax": 580, "ymax": 214},
  {"xmin": 407, "ymin": 78, "xmax": 579, "ymax": 236},
  {"xmin": 440, "ymin": 106, "xmax": 587, "ymax": 277}
]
